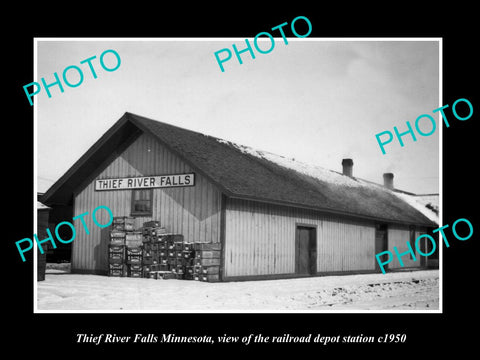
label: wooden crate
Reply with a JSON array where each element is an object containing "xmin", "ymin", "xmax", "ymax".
[
  {"xmin": 194, "ymin": 242, "xmax": 221, "ymax": 251},
  {"xmin": 150, "ymin": 264, "xmax": 162, "ymax": 271},
  {"xmin": 142, "ymin": 248, "xmax": 152, "ymax": 257},
  {"xmin": 195, "ymin": 250, "xmax": 220, "ymax": 259},
  {"xmin": 147, "ymin": 271, "xmax": 158, "ymax": 279},
  {"xmin": 158, "ymin": 234, "xmax": 184, "ymax": 243},
  {"xmin": 157, "ymin": 271, "xmax": 176, "ymax": 280},
  {"xmin": 142, "ymin": 264, "xmax": 151, "ymax": 272},
  {"xmin": 151, "ymin": 251, "xmax": 160, "ymax": 264},
  {"xmin": 143, "ymin": 220, "xmax": 160, "ymax": 228},
  {"xmin": 126, "ymin": 247, "xmax": 142, "ymax": 264},
  {"xmin": 108, "ymin": 264, "xmax": 127, "ymax": 277},
  {"xmin": 171, "ymin": 265, "xmax": 184, "ymax": 274},
  {"xmin": 159, "ymin": 264, "xmax": 169, "ymax": 271},
  {"xmin": 129, "ymin": 270, "xmax": 142, "ymax": 278},
  {"xmin": 109, "ymin": 237, "xmax": 125, "ymax": 245},
  {"xmin": 113, "ymin": 219, "xmax": 135, "ymax": 231},
  {"xmin": 109, "ymin": 263, "xmax": 124, "ymax": 270},
  {"xmin": 182, "ymin": 250, "xmax": 195, "ymax": 259},
  {"xmin": 113, "ymin": 216, "xmax": 134, "ymax": 224},
  {"xmin": 126, "ymin": 254, "xmax": 142, "ymax": 265},
  {"xmin": 158, "ymin": 249, "xmax": 167, "ymax": 257},
  {"xmin": 197, "ymin": 274, "xmax": 220, "ymax": 282},
  {"xmin": 193, "ymin": 257, "xmax": 220, "ymax": 267},
  {"xmin": 125, "ymin": 232, "xmax": 143, "ymax": 247},
  {"xmin": 125, "ymin": 239, "xmax": 142, "ymax": 247},
  {"xmin": 184, "ymin": 273, "xmax": 194, "ymax": 280},
  {"xmin": 112, "ymin": 223, "xmax": 126, "ymax": 231},
  {"xmin": 183, "ymin": 242, "xmax": 194, "ymax": 251},
  {"xmin": 142, "ymin": 255, "xmax": 153, "ymax": 265},
  {"xmin": 200, "ymin": 265, "xmax": 220, "ymax": 275},
  {"xmin": 129, "ymin": 264, "xmax": 142, "ymax": 272},
  {"xmin": 151, "ymin": 227, "xmax": 167, "ymax": 236},
  {"xmin": 108, "ymin": 244, "xmax": 125, "ymax": 254},
  {"xmin": 168, "ymin": 258, "xmax": 178, "ymax": 267},
  {"xmin": 183, "ymin": 258, "xmax": 194, "ymax": 267},
  {"xmin": 110, "ymin": 230, "xmax": 125, "ymax": 241},
  {"xmin": 108, "ymin": 269, "xmax": 123, "ymax": 277},
  {"xmin": 185, "ymin": 266, "xmax": 195, "ymax": 275},
  {"xmin": 110, "ymin": 230, "xmax": 126, "ymax": 237},
  {"xmin": 108, "ymin": 254, "xmax": 124, "ymax": 264},
  {"xmin": 126, "ymin": 246, "xmax": 142, "ymax": 255}
]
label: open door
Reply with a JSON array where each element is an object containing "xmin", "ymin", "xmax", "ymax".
[
  {"xmin": 295, "ymin": 226, "xmax": 317, "ymax": 275},
  {"xmin": 375, "ymin": 225, "xmax": 388, "ymax": 272},
  {"xmin": 417, "ymin": 232, "xmax": 427, "ymax": 267}
]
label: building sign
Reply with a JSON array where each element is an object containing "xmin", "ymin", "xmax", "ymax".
[{"xmin": 95, "ymin": 173, "xmax": 195, "ymax": 191}]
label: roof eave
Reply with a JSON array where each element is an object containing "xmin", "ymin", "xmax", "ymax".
[
  {"xmin": 41, "ymin": 113, "xmax": 135, "ymax": 206},
  {"xmin": 225, "ymin": 193, "xmax": 438, "ymax": 228}
]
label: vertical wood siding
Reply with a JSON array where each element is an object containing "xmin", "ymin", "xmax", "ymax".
[
  {"xmin": 72, "ymin": 133, "xmax": 222, "ymax": 273},
  {"xmin": 224, "ymin": 198, "xmax": 376, "ymax": 278},
  {"xmin": 387, "ymin": 225, "xmax": 422, "ymax": 269}
]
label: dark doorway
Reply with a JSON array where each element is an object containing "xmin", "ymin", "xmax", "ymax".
[
  {"xmin": 375, "ymin": 225, "xmax": 388, "ymax": 272},
  {"xmin": 417, "ymin": 232, "xmax": 427, "ymax": 267},
  {"xmin": 295, "ymin": 226, "xmax": 317, "ymax": 275},
  {"xmin": 45, "ymin": 204, "xmax": 73, "ymax": 263}
]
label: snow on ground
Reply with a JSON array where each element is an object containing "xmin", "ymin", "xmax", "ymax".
[{"xmin": 37, "ymin": 266, "xmax": 439, "ymax": 312}]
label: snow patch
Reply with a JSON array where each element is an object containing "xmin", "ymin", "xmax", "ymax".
[
  {"xmin": 216, "ymin": 138, "xmax": 439, "ymax": 225},
  {"xmin": 217, "ymin": 138, "xmax": 364, "ymax": 188},
  {"xmin": 391, "ymin": 192, "xmax": 439, "ymax": 224},
  {"xmin": 37, "ymin": 270, "xmax": 440, "ymax": 311}
]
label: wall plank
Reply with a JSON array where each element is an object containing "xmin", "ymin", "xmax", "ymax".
[
  {"xmin": 72, "ymin": 133, "xmax": 222, "ymax": 273},
  {"xmin": 224, "ymin": 198, "xmax": 377, "ymax": 278}
]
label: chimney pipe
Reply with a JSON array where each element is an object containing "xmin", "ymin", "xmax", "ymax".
[
  {"xmin": 383, "ymin": 173, "xmax": 394, "ymax": 189},
  {"xmin": 342, "ymin": 158, "xmax": 353, "ymax": 177}
]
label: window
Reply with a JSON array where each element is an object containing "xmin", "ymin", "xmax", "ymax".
[{"xmin": 131, "ymin": 189, "xmax": 153, "ymax": 216}]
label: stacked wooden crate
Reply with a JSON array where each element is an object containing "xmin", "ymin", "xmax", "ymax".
[
  {"xmin": 142, "ymin": 221, "xmax": 175, "ymax": 280},
  {"xmin": 181, "ymin": 242, "xmax": 196, "ymax": 280},
  {"xmin": 144, "ymin": 233, "xmax": 196, "ymax": 280},
  {"xmin": 107, "ymin": 218, "xmax": 221, "ymax": 281},
  {"xmin": 108, "ymin": 216, "xmax": 135, "ymax": 277},
  {"xmin": 193, "ymin": 243, "xmax": 221, "ymax": 282},
  {"xmin": 126, "ymin": 246, "xmax": 142, "ymax": 277},
  {"xmin": 108, "ymin": 243, "xmax": 126, "ymax": 276},
  {"xmin": 168, "ymin": 240, "xmax": 195, "ymax": 280}
]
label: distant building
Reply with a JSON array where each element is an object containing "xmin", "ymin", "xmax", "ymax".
[
  {"xmin": 37, "ymin": 197, "xmax": 50, "ymax": 280},
  {"xmin": 41, "ymin": 112, "xmax": 438, "ymax": 280}
]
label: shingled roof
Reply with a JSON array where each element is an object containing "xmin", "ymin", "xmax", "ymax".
[{"xmin": 41, "ymin": 112, "xmax": 438, "ymax": 227}]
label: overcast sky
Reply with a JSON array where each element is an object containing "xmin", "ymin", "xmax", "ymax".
[{"xmin": 36, "ymin": 38, "xmax": 440, "ymax": 194}]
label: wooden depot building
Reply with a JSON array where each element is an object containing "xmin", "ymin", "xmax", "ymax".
[{"xmin": 41, "ymin": 112, "xmax": 438, "ymax": 281}]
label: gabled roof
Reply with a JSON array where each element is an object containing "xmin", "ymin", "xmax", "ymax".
[{"xmin": 41, "ymin": 112, "xmax": 438, "ymax": 227}]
